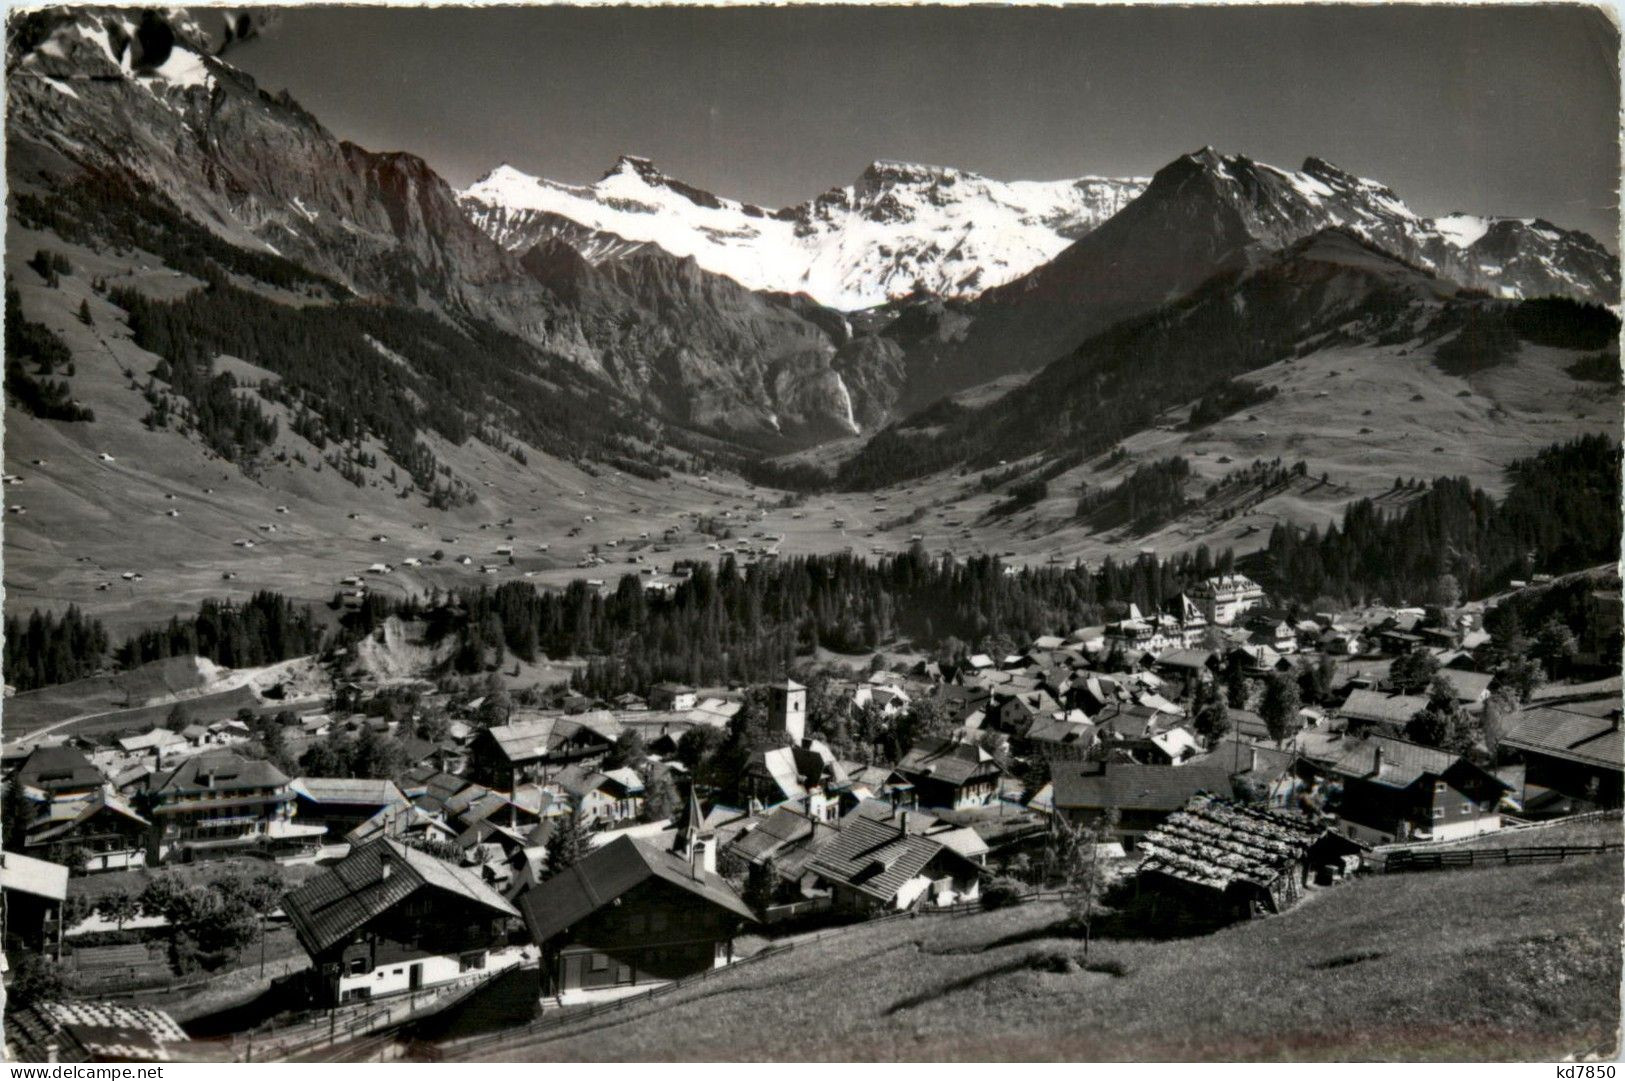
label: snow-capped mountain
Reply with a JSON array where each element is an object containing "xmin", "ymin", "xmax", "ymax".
[
  {"xmin": 861, "ymin": 147, "xmax": 1622, "ymax": 415},
  {"xmin": 4, "ymin": 8, "xmax": 885, "ymax": 444},
  {"xmin": 460, "ymin": 156, "xmax": 1149, "ymax": 310}
]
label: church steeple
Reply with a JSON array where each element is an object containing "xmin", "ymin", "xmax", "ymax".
[{"xmin": 671, "ymin": 782, "xmax": 716, "ymax": 873}]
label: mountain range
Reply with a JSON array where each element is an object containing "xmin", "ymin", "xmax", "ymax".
[
  {"xmin": 6, "ymin": 7, "xmax": 1621, "ymax": 482},
  {"xmin": 461, "ymin": 156, "xmax": 1149, "ymax": 310}
]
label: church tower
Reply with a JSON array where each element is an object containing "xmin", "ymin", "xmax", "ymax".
[{"xmin": 771, "ymin": 678, "xmax": 807, "ymax": 745}]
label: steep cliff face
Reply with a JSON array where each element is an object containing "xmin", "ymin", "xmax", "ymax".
[{"xmin": 5, "ymin": 9, "xmax": 881, "ymax": 444}]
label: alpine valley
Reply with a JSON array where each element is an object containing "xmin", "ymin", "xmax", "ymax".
[{"xmin": 4, "ymin": 7, "xmax": 1620, "ymax": 633}]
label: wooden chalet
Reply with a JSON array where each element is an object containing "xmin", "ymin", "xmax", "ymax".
[
  {"xmin": 13, "ymin": 745, "xmax": 103, "ymax": 805},
  {"xmin": 894, "ymin": 737, "xmax": 1003, "ymax": 809},
  {"xmin": 290, "ymin": 777, "xmax": 408, "ymax": 839},
  {"xmin": 805, "ymin": 804, "xmax": 983, "ymax": 915},
  {"xmin": 26, "ymin": 790, "xmax": 150, "ymax": 873},
  {"xmin": 470, "ymin": 712, "xmax": 621, "ymax": 788},
  {"xmin": 1338, "ymin": 689, "xmax": 1430, "ymax": 737},
  {"xmin": 1319, "ymin": 736, "xmax": 1509, "ymax": 845},
  {"xmin": 145, "ymin": 751, "xmax": 321, "ymax": 863},
  {"xmin": 1049, "ymin": 755, "xmax": 1261, "ymax": 844},
  {"xmin": 1499, "ymin": 694, "xmax": 1624, "ymax": 809},
  {"xmin": 0, "ymin": 851, "xmax": 68, "ymax": 956},
  {"xmin": 283, "ymin": 838, "xmax": 525, "ymax": 1006},
  {"xmin": 1135, "ymin": 796, "xmax": 1365, "ymax": 929},
  {"xmin": 517, "ymin": 792, "xmax": 756, "ymax": 998}
]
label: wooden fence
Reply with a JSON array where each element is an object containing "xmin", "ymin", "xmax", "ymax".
[
  {"xmin": 233, "ymin": 969, "xmax": 500, "ymax": 1062},
  {"xmin": 1383, "ymin": 841, "xmax": 1622, "ymax": 873}
]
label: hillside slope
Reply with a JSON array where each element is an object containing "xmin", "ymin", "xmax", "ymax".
[{"xmin": 463, "ymin": 854, "xmax": 1621, "ymax": 1062}]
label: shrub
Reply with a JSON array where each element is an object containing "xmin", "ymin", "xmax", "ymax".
[{"xmin": 981, "ymin": 876, "xmax": 1027, "ymax": 910}]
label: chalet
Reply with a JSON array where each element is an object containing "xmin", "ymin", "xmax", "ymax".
[
  {"xmin": 842, "ymin": 763, "xmax": 916, "ymax": 806},
  {"xmin": 1049, "ymin": 757, "xmax": 1240, "ymax": 844},
  {"xmin": 556, "ymin": 766, "xmax": 646, "ymax": 827},
  {"xmin": 1244, "ymin": 619, "xmax": 1299, "ymax": 654},
  {"xmin": 1320, "ymin": 736, "xmax": 1509, "ymax": 845},
  {"xmin": 987, "ymin": 688, "xmax": 1061, "ymax": 736},
  {"xmin": 26, "ymin": 791, "xmax": 150, "ymax": 873},
  {"xmin": 725, "ymin": 803, "xmax": 844, "ymax": 899},
  {"xmin": 929, "ymin": 683, "xmax": 994, "ymax": 727},
  {"xmin": 1018, "ymin": 711, "xmax": 1096, "ymax": 761},
  {"xmin": 283, "ymin": 838, "xmax": 526, "ymax": 1006},
  {"xmin": 145, "ymin": 751, "xmax": 321, "ymax": 863},
  {"xmin": 517, "ymin": 798, "xmax": 755, "ymax": 999},
  {"xmin": 1191, "ymin": 573, "xmax": 1265, "ymax": 626},
  {"xmin": 894, "ymin": 738, "xmax": 1003, "ymax": 809},
  {"xmin": 806, "ymin": 805, "xmax": 983, "ymax": 915},
  {"xmin": 1374, "ymin": 628, "xmax": 1425, "ymax": 655},
  {"xmin": 739, "ymin": 740, "xmax": 847, "ymax": 807},
  {"xmin": 0, "ymin": 851, "xmax": 68, "ymax": 955},
  {"xmin": 648, "ymin": 683, "xmax": 698, "ymax": 712},
  {"xmin": 14, "ymin": 745, "xmax": 103, "ymax": 805},
  {"xmin": 346, "ymin": 802, "xmax": 459, "ymax": 849},
  {"xmin": 1499, "ymin": 695, "xmax": 1624, "ymax": 809},
  {"xmin": 1434, "ymin": 669, "xmax": 1495, "ymax": 707},
  {"xmin": 291, "ymin": 777, "xmax": 409, "ymax": 840},
  {"xmin": 1338, "ymin": 689, "xmax": 1429, "ymax": 737},
  {"xmin": 1153, "ymin": 648, "xmax": 1218, "ymax": 691},
  {"xmin": 1135, "ymin": 796, "xmax": 1366, "ymax": 929},
  {"xmin": 471, "ymin": 713, "xmax": 621, "ymax": 788},
  {"xmin": 116, "ymin": 728, "xmax": 188, "ymax": 761},
  {"xmin": 852, "ymin": 681, "xmax": 911, "ymax": 717}
]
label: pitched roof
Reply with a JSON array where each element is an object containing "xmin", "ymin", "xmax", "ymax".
[
  {"xmin": 5, "ymin": 1001, "xmax": 212, "ymax": 1063},
  {"xmin": 16, "ymin": 744, "xmax": 103, "ymax": 790},
  {"xmin": 727, "ymin": 806, "xmax": 841, "ymax": 878},
  {"xmin": 27, "ymin": 792, "xmax": 149, "ymax": 845},
  {"xmin": 1155, "ymin": 648, "xmax": 1216, "ymax": 671},
  {"xmin": 1437, "ymin": 670, "xmax": 1495, "ymax": 702},
  {"xmin": 1050, "ymin": 758, "xmax": 1238, "ymax": 814},
  {"xmin": 1138, "ymin": 796, "xmax": 1326, "ymax": 892},
  {"xmin": 1324, "ymin": 735, "xmax": 1505, "ymax": 791},
  {"xmin": 0, "ymin": 850, "xmax": 69, "ymax": 901},
  {"xmin": 150, "ymin": 751, "xmax": 288, "ymax": 795},
  {"xmin": 282, "ymin": 838, "xmax": 518, "ymax": 955},
  {"xmin": 118, "ymin": 728, "xmax": 188, "ymax": 753},
  {"xmin": 1339, "ymin": 689, "xmax": 1429, "ymax": 726},
  {"xmin": 896, "ymin": 738, "xmax": 1002, "ymax": 786},
  {"xmin": 291, "ymin": 777, "xmax": 407, "ymax": 807},
  {"xmin": 517, "ymin": 835, "xmax": 755, "ymax": 943},
  {"xmin": 805, "ymin": 813, "xmax": 974, "ymax": 903},
  {"xmin": 1501, "ymin": 704, "xmax": 1624, "ymax": 772}
]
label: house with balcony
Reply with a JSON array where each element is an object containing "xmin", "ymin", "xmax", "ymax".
[
  {"xmin": 283, "ymin": 838, "xmax": 526, "ymax": 1006},
  {"xmin": 144, "ymin": 751, "xmax": 322, "ymax": 863}
]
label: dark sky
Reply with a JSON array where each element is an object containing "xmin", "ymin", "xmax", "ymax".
[{"xmin": 230, "ymin": 4, "xmax": 1621, "ymax": 243}]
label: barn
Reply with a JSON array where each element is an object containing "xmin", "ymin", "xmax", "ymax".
[{"xmin": 1134, "ymin": 796, "xmax": 1365, "ymax": 930}]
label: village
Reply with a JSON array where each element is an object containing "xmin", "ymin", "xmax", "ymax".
[{"xmin": 1, "ymin": 564, "xmax": 1619, "ymax": 1062}]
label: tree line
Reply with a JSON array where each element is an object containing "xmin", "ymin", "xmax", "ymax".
[
  {"xmin": 350, "ymin": 545, "xmax": 1241, "ymax": 692},
  {"xmin": 1253, "ymin": 436, "xmax": 1621, "ymax": 606}
]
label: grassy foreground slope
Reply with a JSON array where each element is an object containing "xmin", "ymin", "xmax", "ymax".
[{"xmin": 493, "ymin": 855, "xmax": 1621, "ymax": 1062}]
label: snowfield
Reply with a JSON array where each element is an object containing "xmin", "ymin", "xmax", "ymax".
[{"xmin": 460, "ymin": 156, "xmax": 1149, "ymax": 309}]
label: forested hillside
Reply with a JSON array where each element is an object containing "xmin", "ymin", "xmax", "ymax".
[{"xmin": 1254, "ymin": 435, "xmax": 1621, "ymax": 605}]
